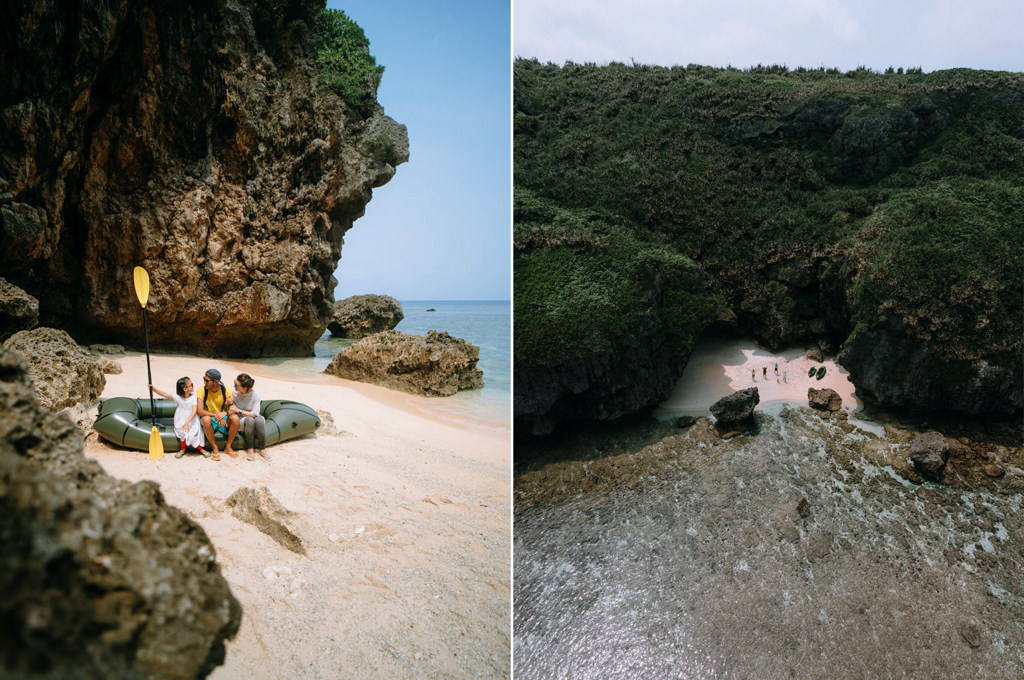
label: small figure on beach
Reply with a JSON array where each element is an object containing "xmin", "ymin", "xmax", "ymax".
[
  {"xmin": 774, "ymin": 362, "xmax": 779, "ymax": 375},
  {"xmin": 783, "ymin": 370, "xmax": 788, "ymax": 383},
  {"xmin": 763, "ymin": 366, "xmax": 767, "ymax": 379},
  {"xmin": 197, "ymin": 368, "xmax": 238, "ymax": 461},
  {"xmin": 150, "ymin": 377, "xmax": 205, "ymax": 458},
  {"xmin": 231, "ymin": 373, "xmax": 269, "ymax": 462},
  {"xmin": 751, "ymin": 368, "xmax": 756, "ymax": 381}
]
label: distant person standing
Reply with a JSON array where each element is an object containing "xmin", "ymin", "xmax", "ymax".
[
  {"xmin": 751, "ymin": 368, "xmax": 756, "ymax": 381},
  {"xmin": 763, "ymin": 366, "xmax": 767, "ymax": 379},
  {"xmin": 783, "ymin": 370, "xmax": 788, "ymax": 383}
]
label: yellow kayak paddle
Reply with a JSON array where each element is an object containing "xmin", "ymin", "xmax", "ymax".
[{"xmin": 133, "ymin": 266, "xmax": 163, "ymax": 461}]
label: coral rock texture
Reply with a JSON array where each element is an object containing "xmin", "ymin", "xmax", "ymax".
[
  {"xmin": 808, "ymin": 387, "xmax": 843, "ymax": 412},
  {"xmin": 3, "ymin": 327, "xmax": 106, "ymax": 411},
  {"xmin": 0, "ymin": 1, "xmax": 407, "ymax": 356},
  {"xmin": 709, "ymin": 387, "xmax": 760, "ymax": 428},
  {"xmin": 0, "ymin": 277, "xmax": 39, "ymax": 342},
  {"xmin": 0, "ymin": 348, "xmax": 241, "ymax": 678},
  {"xmin": 325, "ymin": 330, "xmax": 484, "ymax": 397},
  {"xmin": 327, "ymin": 294, "xmax": 404, "ymax": 338}
]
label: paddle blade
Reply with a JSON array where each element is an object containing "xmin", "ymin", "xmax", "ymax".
[
  {"xmin": 149, "ymin": 426, "xmax": 164, "ymax": 460},
  {"xmin": 133, "ymin": 266, "xmax": 150, "ymax": 308}
]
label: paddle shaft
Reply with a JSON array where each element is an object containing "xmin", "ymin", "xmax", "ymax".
[{"xmin": 142, "ymin": 306, "xmax": 156, "ymax": 426}]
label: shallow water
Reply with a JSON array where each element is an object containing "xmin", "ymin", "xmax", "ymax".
[{"xmin": 514, "ymin": 409, "xmax": 1024, "ymax": 678}]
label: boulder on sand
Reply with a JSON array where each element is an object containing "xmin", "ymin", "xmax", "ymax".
[
  {"xmin": 327, "ymin": 294, "xmax": 404, "ymax": 339},
  {"xmin": 805, "ymin": 348, "xmax": 824, "ymax": 362},
  {"xmin": 0, "ymin": 348, "xmax": 241, "ymax": 677},
  {"xmin": 709, "ymin": 387, "xmax": 760, "ymax": 429},
  {"xmin": 324, "ymin": 330, "xmax": 483, "ymax": 397},
  {"xmin": 808, "ymin": 387, "xmax": 843, "ymax": 412},
  {"xmin": 3, "ymin": 327, "xmax": 105, "ymax": 411}
]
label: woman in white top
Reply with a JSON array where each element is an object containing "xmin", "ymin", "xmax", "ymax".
[
  {"xmin": 231, "ymin": 373, "xmax": 268, "ymax": 461},
  {"xmin": 150, "ymin": 377, "xmax": 205, "ymax": 458}
]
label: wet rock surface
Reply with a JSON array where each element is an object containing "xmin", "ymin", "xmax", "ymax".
[
  {"xmin": 327, "ymin": 294, "xmax": 404, "ymax": 338},
  {"xmin": 515, "ymin": 407, "xmax": 1024, "ymax": 679},
  {"xmin": 910, "ymin": 430, "xmax": 950, "ymax": 482},
  {"xmin": 709, "ymin": 387, "xmax": 760, "ymax": 427},
  {"xmin": 808, "ymin": 386, "xmax": 843, "ymax": 411},
  {"xmin": 0, "ymin": 348, "xmax": 241, "ymax": 678},
  {"xmin": 3, "ymin": 327, "xmax": 105, "ymax": 411},
  {"xmin": 325, "ymin": 329, "xmax": 483, "ymax": 397}
]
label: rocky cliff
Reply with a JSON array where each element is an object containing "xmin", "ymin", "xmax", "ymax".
[
  {"xmin": 515, "ymin": 61, "xmax": 1023, "ymax": 434},
  {"xmin": 0, "ymin": 0, "xmax": 408, "ymax": 356},
  {"xmin": 514, "ymin": 207, "xmax": 725, "ymax": 435}
]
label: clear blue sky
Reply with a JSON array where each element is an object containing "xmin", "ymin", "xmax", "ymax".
[{"xmin": 327, "ymin": 1, "xmax": 510, "ymax": 302}]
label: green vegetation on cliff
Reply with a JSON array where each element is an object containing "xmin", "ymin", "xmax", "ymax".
[
  {"xmin": 515, "ymin": 60, "xmax": 1024, "ymax": 366},
  {"xmin": 314, "ymin": 7, "xmax": 385, "ymax": 108},
  {"xmin": 515, "ymin": 189, "xmax": 725, "ymax": 364},
  {"xmin": 250, "ymin": 1, "xmax": 385, "ymax": 109}
]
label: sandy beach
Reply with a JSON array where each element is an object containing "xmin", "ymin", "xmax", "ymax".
[
  {"xmin": 655, "ymin": 338, "xmax": 882, "ymax": 434},
  {"xmin": 84, "ymin": 352, "xmax": 510, "ymax": 679}
]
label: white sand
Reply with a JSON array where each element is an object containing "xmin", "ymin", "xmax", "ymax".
[
  {"xmin": 655, "ymin": 338, "xmax": 883, "ymax": 434},
  {"xmin": 84, "ymin": 353, "xmax": 510, "ymax": 679}
]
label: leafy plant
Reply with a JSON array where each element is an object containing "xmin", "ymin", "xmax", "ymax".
[
  {"xmin": 514, "ymin": 59, "xmax": 1024, "ymax": 364},
  {"xmin": 314, "ymin": 8, "xmax": 385, "ymax": 109}
]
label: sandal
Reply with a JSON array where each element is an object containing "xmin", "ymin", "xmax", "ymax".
[
  {"xmin": 246, "ymin": 451, "xmax": 255, "ymax": 461},
  {"xmin": 211, "ymin": 450, "xmax": 220, "ymax": 461},
  {"xmin": 224, "ymin": 449, "xmax": 237, "ymax": 458},
  {"xmin": 258, "ymin": 450, "xmax": 271, "ymax": 462},
  {"xmin": 175, "ymin": 450, "xmax": 186, "ymax": 459},
  {"xmin": 198, "ymin": 447, "xmax": 210, "ymax": 459}
]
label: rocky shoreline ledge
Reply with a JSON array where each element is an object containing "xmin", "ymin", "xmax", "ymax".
[{"xmin": 514, "ymin": 406, "xmax": 1024, "ymax": 678}]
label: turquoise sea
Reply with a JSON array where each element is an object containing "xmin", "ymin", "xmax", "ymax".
[{"xmin": 250, "ymin": 300, "xmax": 510, "ymax": 428}]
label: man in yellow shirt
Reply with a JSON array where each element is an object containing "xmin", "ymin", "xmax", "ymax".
[{"xmin": 196, "ymin": 368, "xmax": 239, "ymax": 460}]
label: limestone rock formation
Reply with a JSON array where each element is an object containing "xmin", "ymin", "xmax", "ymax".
[
  {"xmin": 3, "ymin": 327, "xmax": 105, "ymax": 411},
  {"xmin": 709, "ymin": 387, "xmax": 760, "ymax": 428},
  {"xmin": 838, "ymin": 320, "xmax": 1023, "ymax": 416},
  {"xmin": 909, "ymin": 431, "xmax": 950, "ymax": 482},
  {"xmin": 327, "ymin": 294, "xmax": 404, "ymax": 338},
  {"xmin": 226, "ymin": 486, "xmax": 306, "ymax": 556},
  {"xmin": 325, "ymin": 330, "xmax": 483, "ymax": 397},
  {"xmin": 0, "ymin": 348, "xmax": 241, "ymax": 677},
  {"xmin": 805, "ymin": 348, "xmax": 825, "ymax": 363},
  {"xmin": 0, "ymin": 277, "xmax": 39, "ymax": 342},
  {"xmin": 808, "ymin": 387, "xmax": 842, "ymax": 412},
  {"xmin": 0, "ymin": 1, "xmax": 407, "ymax": 356}
]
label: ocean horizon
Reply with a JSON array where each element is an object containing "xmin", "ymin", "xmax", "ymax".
[{"xmin": 249, "ymin": 300, "xmax": 510, "ymax": 428}]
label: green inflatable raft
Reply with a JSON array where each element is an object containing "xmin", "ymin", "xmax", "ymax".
[{"xmin": 94, "ymin": 397, "xmax": 321, "ymax": 452}]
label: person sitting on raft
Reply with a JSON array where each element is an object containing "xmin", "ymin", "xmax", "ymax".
[
  {"xmin": 149, "ymin": 377, "xmax": 206, "ymax": 459},
  {"xmin": 230, "ymin": 373, "xmax": 269, "ymax": 462},
  {"xmin": 197, "ymin": 368, "xmax": 239, "ymax": 461}
]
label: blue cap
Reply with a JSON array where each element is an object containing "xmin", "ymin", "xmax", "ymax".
[{"xmin": 205, "ymin": 368, "xmax": 221, "ymax": 381}]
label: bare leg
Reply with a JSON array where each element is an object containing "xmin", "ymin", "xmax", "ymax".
[{"xmin": 224, "ymin": 413, "xmax": 240, "ymax": 455}]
